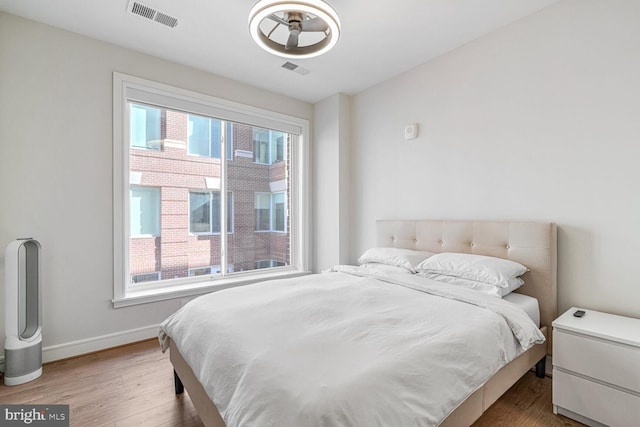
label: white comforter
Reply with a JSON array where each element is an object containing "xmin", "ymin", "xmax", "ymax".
[{"xmin": 159, "ymin": 267, "xmax": 544, "ymax": 427}]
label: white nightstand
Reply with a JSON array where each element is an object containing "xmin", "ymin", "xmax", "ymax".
[{"xmin": 552, "ymin": 307, "xmax": 640, "ymax": 427}]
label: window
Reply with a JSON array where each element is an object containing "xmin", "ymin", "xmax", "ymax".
[
  {"xmin": 130, "ymin": 104, "xmax": 161, "ymax": 150},
  {"xmin": 188, "ymin": 265, "xmax": 235, "ymax": 276},
  {"xmin": 253, "ymin": 128, "xmax": 286, "ymax": 164},
  {"xmin": 113, "ymin": 73, "xmax": 309, "ymax": 307},
  {"xmin": 272, "ymin": 192, "xmax": 286, "ymax": 232},
  {"xmin": 187, "ymin": 115, "xmax": 233, "ymax": 159},
  {"xmin": 255, "ymin": 192, "xmax": 286, "ymax": 232},
  {"xmin": 130, "ymin": 186, "xmax": 160, "ymax": 236},
  {"xmin": 255, "ymin": 260, "xmax": 285, "ymax": 269},
  {"xmin": 255, "ymin": 193, "xmax": 271, "ymax": 231},
  {"xmin": 131, "ymin": 272, "xmax": 161, "ymax": 283},
  {"xmin": 189, "ymin": 191, "xmax": 233, "ymax": 234}
]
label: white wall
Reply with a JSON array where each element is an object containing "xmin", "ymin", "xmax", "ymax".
[
  {"xmin": 3, "ymin": 0, "xmax": 639, "ymax": 359},
  {"xmin": 313, "ymin": 93, "xmax": 351, "ymax": 272},
  {"xmin": 350, "ymin": 0, "xmax": 640, "ymax": 318},
  {"xmin": 0, "ymin": 13, "xmax": 312, "ymax": 360}
]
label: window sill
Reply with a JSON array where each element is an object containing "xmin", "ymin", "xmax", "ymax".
[{"xmin": 112, "ymin": 269, "xmax": 310, "ymax": 308}]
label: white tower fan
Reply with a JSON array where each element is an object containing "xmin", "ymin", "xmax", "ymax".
[{"xmin": 4, "ymin": 238, "xmax": 43, "ymax": 386}]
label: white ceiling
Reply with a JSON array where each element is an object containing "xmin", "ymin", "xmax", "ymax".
[{"xmin": 0, "ymin": 0, "xmax": 559, "ymax": 103}]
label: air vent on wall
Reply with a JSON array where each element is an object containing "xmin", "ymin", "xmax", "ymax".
[{"xmin": 127, "ymin": 1, "xmax": 179, "ymax": 28}]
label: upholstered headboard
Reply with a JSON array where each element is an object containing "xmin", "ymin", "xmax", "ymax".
[{"xmin": 377, "ymin": 220, "xmax": 557, "ymax": 342}]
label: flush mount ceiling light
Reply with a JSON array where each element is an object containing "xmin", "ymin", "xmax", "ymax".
[{"xmin": 248, "ymin": 0, "xmax": 341, "ymax": 59}]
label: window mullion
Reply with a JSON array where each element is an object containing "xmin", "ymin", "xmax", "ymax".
[
  {"xmin": 219, "ymin": 122, "xmax": 228, "ymax": 275},
  {"xmin": 268, "ymin": 130, "xmax": 273, "ymax": 165},
  {"xmin": 208, "ymin": 118, "xmax": 213, "ymax": 157}
]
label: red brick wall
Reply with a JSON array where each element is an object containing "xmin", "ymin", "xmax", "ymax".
[{"xmin": 129, "ymin": 112, "xmax": 291, "ymax": 282}]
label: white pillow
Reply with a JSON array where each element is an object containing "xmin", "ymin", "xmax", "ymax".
[
  {"xmin": 415, "ymin": 252, "xmax": 528, "ymax": 288},
  {"xmin": 357, "ymin": 247, "xmax": 434, "ymax": 272},
  {"xmin": 360, "ymin": 263, "xmax": 413, "ymax": 275},
  {"xmin": 419, "ymin": 272, "xmax": 525, "ymax": 297}
]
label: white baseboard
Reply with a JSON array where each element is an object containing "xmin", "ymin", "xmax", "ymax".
[
  {"xmin": 42, "ymin": 324, "xmax": 161, "ymax": 363},
  {"xmin": 0, "ymin": 324, "xmax": 161, "ymax": 369}
]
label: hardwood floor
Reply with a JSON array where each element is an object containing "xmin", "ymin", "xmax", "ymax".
[{"xmin": 0, "ymin": 339, "xmax": 584, "ymax": 426}]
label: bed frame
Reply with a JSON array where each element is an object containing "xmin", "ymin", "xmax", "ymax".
[{"xmin": 168, "ymin": 220, "xmax": 557, "ymax": 427}]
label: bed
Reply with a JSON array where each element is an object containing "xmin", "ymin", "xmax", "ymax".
[{"xmin": 160, "ymin": 220, "xmax": 557, "ymax": 426}]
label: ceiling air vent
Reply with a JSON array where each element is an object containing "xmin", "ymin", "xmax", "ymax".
[
  {"xmin": 128, "ymin": 1, "xmax": 179, "ymax": 28},
  {"xmin": 281, "ymin": 62, "xmax": 298, "ymax": 71},
  {"xmin": 281, "ymin": 62, "xmax": 310, "ymax": 75}
]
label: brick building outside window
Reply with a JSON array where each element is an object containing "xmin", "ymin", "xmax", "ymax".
[{"xmin": 128, "ymin": 104, "xmax": 291, "ymax": 285}]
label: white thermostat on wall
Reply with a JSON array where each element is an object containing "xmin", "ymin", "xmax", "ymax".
[{"xmin": 404, "ymin": 123, "xmax": 418, "ymax": 140}]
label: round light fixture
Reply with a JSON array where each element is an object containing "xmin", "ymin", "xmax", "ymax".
[{"xmin": 248, "ymin": 0, "xmax": 341, "ymax": 59}]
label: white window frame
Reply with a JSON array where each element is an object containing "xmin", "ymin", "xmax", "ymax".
[{"xmin": 113, "ymin": 72, "xmax": 310, "ymax": 308}]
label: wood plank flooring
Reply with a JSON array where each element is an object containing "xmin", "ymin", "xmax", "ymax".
[{"xmin": 0, "ymin": 339, "xmax": 584, "ymax": 426}]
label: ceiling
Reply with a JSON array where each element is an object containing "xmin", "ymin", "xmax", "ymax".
[{"xmin": 0, "ymin": 0, "xmax": 559, "ymax": 103}]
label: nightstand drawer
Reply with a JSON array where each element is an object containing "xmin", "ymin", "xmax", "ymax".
[
  {"xmin": 554, "ymin": 329, "xmax": 640, "ymax": 393},
  {"xmin": 553, "ymin": 369, "xmax": 640, "ymax": 427}
]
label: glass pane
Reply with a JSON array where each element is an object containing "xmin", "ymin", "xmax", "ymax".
[
  {"xmin": 146, "ymin": 107, "xmax": 161, "ymax": 146},
  {"xmin": 189, "ymin": 267, "xmax": 211, "ymax": 277},
  {"xmin": 210, "ymin": 119, "xmax": 221, "ymax": 159},
  {"xmin": 190, "ymin": 192, "xmax": 211, "ymax": 233},
  {"xmin": 226, "ymin": 192, "xmax": 233, "ymax": 232},
  {"xmin": 253, "ymin": 128, "xmax": 270, "ymax": 164},
  {"xmin": 228, "ymin": 124, "xmax": 292, "ymax": 272},
  {"xmin": 131, "ymin": 104, "xmax": 161, "ymax": 149},
  {"xmin": 210, "ymin": 192, "xmax": 220, "ymax": 232},
  {"xmin": 272, "ymin": 131, "xmax": 285, "ymax": 163},
  {"xmin": 128, "ymin": 102, "xmax": 293, "ymax": 285},
  {"xmin": 188, "ymin": 115, "xmax": 211, "ymax": 156},
  {"xmin": 130, "ymin": 186, "xmax": 160, "ymax": 236},
  {"xmin": 272, "ymin": 192, "xmax": 285, "ymax": 232},
  {"xmin": 226, "ymin": 123, "xmax": 234, "ymax": 160},
  {"xmin": 132, "ymin": 272, "xmax": 160, "ymax": 283},
  {"xmin": 130, "ymin": 105, "xmax": 147, "ymax": 148},
  {"xmin": 255, "ymin": 193, "xmax": 270, "ymax": 231}
]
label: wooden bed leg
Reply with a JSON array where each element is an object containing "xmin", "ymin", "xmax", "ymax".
[
  {"xmin": 535, "ymin": 356, "xmax": 546, "ymax": 378},
  {"xmin": 174, "ymin": 369, "xmax": 185, "ymax": 394}
]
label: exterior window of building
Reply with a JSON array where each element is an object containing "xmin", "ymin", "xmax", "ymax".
[
  {"xmin": 113, "ymin": 73, "xmax": 309, "ymax": 307},
  {"xmin": 272, "ymin": 192, "xmax": 286, "ymax": 232},
  {"xmin": 255, "ymin": 260, "xmax": 285, "ymax": 269},
  {"xmin": 130, "ymin": 104, "xmax": 161, "ymax": 150},
  {"xmin": 255, "ymin": 193, "xmax": 271, "ymax": 231},
  {"xmin": 189, "ymin": 191, "xmax": 233, "ymax": 234},
  {"xmin": 131, "ymin": 272, "xmax": 161, "ymax": 284},
  {"xmin": 253, "ymin": 128, "xmax": 286, "ymax": 164},
  {"xmin": 255, "ymin": 192, "xmax": 286, "ymax": 232},
  {"xmin": 187, "ymin": 115, "xmax": 233, "ymax": 159},
  {"xmin": 130, "ymin": 186, "xmax": 160, "ymax": 236},
  {"xmin": 188, "ymin": 265, "xmax": 235, "ymax": 276}
]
